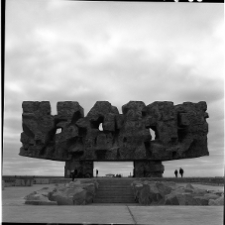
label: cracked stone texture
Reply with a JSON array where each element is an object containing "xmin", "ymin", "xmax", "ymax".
[
  {"xmin": 20, "ymin": 100, "xmax": 209, "ymax": 177},
  {"xmin": 131, "ymin": 181, "xmax": 223, "ymax": 206}
]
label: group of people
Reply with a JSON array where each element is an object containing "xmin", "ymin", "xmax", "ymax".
[
  {"xmin": 174, "ymin": 168, "xmax": 184, "ymax": 178},
  {"xmin": 115, "ymin": 174, "xmax": 122, "ymax": 177}
]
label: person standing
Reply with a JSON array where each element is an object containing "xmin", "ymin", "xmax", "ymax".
[
  {"xmin": 174, "ymin": 170, "xmax": 178, "ymax": 178},
  {"xmin": 72, "ymin": 169, "xmax": 77, "ymax": 181},
  {"xmin": 179, "ymin": 168, "xmax": 184, "ymax": 178},
  {"xmin": 96, "ymin": 169, "xmax": 98, "ymax": 177}
]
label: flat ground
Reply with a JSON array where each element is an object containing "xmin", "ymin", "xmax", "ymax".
[{"xmin": 1, "ymin": 183, "xmax": 224, "ymax": 224}]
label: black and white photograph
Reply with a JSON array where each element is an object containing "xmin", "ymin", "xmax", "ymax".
[{"xmin": 2, "ymin": 0, "xmax": 224, "ymax": 224}]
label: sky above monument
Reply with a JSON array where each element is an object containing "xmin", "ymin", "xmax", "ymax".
[{"xmin": 3, "ymin": 0, "xmax": 224, "ymax": 177}]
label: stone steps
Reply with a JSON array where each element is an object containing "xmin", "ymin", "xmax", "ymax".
[
  {"xmin": 97, "ymin": 190, "xmax": 133, "ymax": 194},
  {"xmin": 97, "ymin": 192, "xmax": 133, "ymax": 196},
  {"xmin": 93, "ymin": 178, "xmax": 135, "ymax": 203},
  {"xmin": 94, "ymin": 198, "xmax": 135, "ymax": 203}
]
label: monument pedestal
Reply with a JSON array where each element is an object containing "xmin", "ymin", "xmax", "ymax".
[
  {"xmin": 134, "ymin": 161, "xmax": 164, "ymax": 177},
  {"xmin": 65, "ymin": 160, "xmax": 94, "ymax": 178}
]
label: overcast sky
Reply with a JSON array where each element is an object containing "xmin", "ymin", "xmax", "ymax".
[{"xmin": 3, "ymin": 0, "xmax": 224, "ymax": 177}]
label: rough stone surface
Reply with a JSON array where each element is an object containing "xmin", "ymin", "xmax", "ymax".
[
  {"xmin": 24, "ymin": 180, "xmax": 98, "ymax": 205},
  {"xmin": 131, "ymin": 181, "xmax": 223, "ymax": 206},
  {"xmin": 208, "ymin": 196, "xmax": 224, "ymax": 206},
  {"xmin": 20, "ymin": 100, "xmax": 209, "ymax": 177},
  {"xmin": 24, "ymin": 186, "xmax": 57, "ymax": 205},
  {"xmin": 193, "ymin": 196, "xmax": 209, "ymax": 205},
  {"xmin": 203, "ymin": 193, "xmax": 221, "ymax": 200}
]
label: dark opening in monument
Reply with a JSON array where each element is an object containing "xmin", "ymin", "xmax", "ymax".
[
  {"xmin": 149, "ymin": 128, "xmax": 156, "ymax": 140},
  {"xmin": 56, "ymin": 128, "xmax": 62, "ymax": 134},
  {"xmin": 99, "ymin": 123, "xmax": 103, "ymax": 131},
  {"xmin": 91, "ymin": 116, "xmax": 104, "ymax": 130}
]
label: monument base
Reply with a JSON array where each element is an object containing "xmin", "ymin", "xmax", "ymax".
[
  {"xmin": 64, "ymin": 160, "xmax": 164, "ymax": 178},
  {"xmin": 134, "ymin": 161, "xmax": 164, "ymax": 177},
  {"xmin": 65, "ymin": 160, "xmax": 94, "ymax": 178}
]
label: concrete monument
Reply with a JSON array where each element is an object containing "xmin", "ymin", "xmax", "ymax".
[{"xmin": 20, "ymin": 101, "xmax": 209, "ymax": 177}]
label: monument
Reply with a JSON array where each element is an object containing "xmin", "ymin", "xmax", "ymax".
[{"xmin": 19, "ymin": 101, "xmax": 209, "ymax": 178}]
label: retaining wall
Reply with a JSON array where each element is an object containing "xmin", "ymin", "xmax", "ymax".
[
  {"xmin": 2, "ymin": 176, "xmax": 224, "ymax": 188},
  {"xmin": 2, "ymin": 176, "xmax": 72, "ymax": 187}
]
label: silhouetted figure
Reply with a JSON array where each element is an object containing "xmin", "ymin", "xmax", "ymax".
[
  {"xmin": 72, "ymin": 169, "xmax": 77, "ymax": 181},
  {"xmin": 96, "ymin": 169, "xmax": 98, "ymax": 177},
  {"xmin": 174, "ymin": 170, "xmax": 178, "ymax": 178},
  {"xmin": 179, "ymin": 168, "xmax": 184, "ymax": 178}
]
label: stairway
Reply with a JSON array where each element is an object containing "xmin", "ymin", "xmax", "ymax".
[{"xmin": 93, "ymin": 178, "xmax": 136, "ymax": 203}]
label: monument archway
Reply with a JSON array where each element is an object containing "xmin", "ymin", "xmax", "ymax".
[
  {"xmin": 64, "ymin": 160, "xmax": 164, "ymax": 178},
  {"xmin": 93, "ymin": 161, "xmax": 134, "ymax": 177}
]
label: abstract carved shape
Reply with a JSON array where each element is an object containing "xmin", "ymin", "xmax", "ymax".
[{"xmin": 19, "ymin": 100, "xmax": 209, "ymax": 177}]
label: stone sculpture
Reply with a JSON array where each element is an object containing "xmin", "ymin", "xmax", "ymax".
[
  {"xmin": 131, "ymin": 180, "xmax": 223, "ymax": 206},
  {"xmin": 24, "ymin": 180, "xmax": 224, "ymax": 206},
  {"xmin": 25, "ymin": 180, "xmax": 98, "ymax": 205},
  {"xmin": 20, "ymin": 100, "xmax": 209, "ymax": 177}
]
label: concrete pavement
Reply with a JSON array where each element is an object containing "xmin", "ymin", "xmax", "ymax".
[{"xmin": 2, "ymin": 184, "xmax": 224, "ymax": 224}]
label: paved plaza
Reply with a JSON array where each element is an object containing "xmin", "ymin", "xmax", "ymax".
[{"xmin": 2, "ymin": 184, "xmax": 224, "ymax": 224}]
